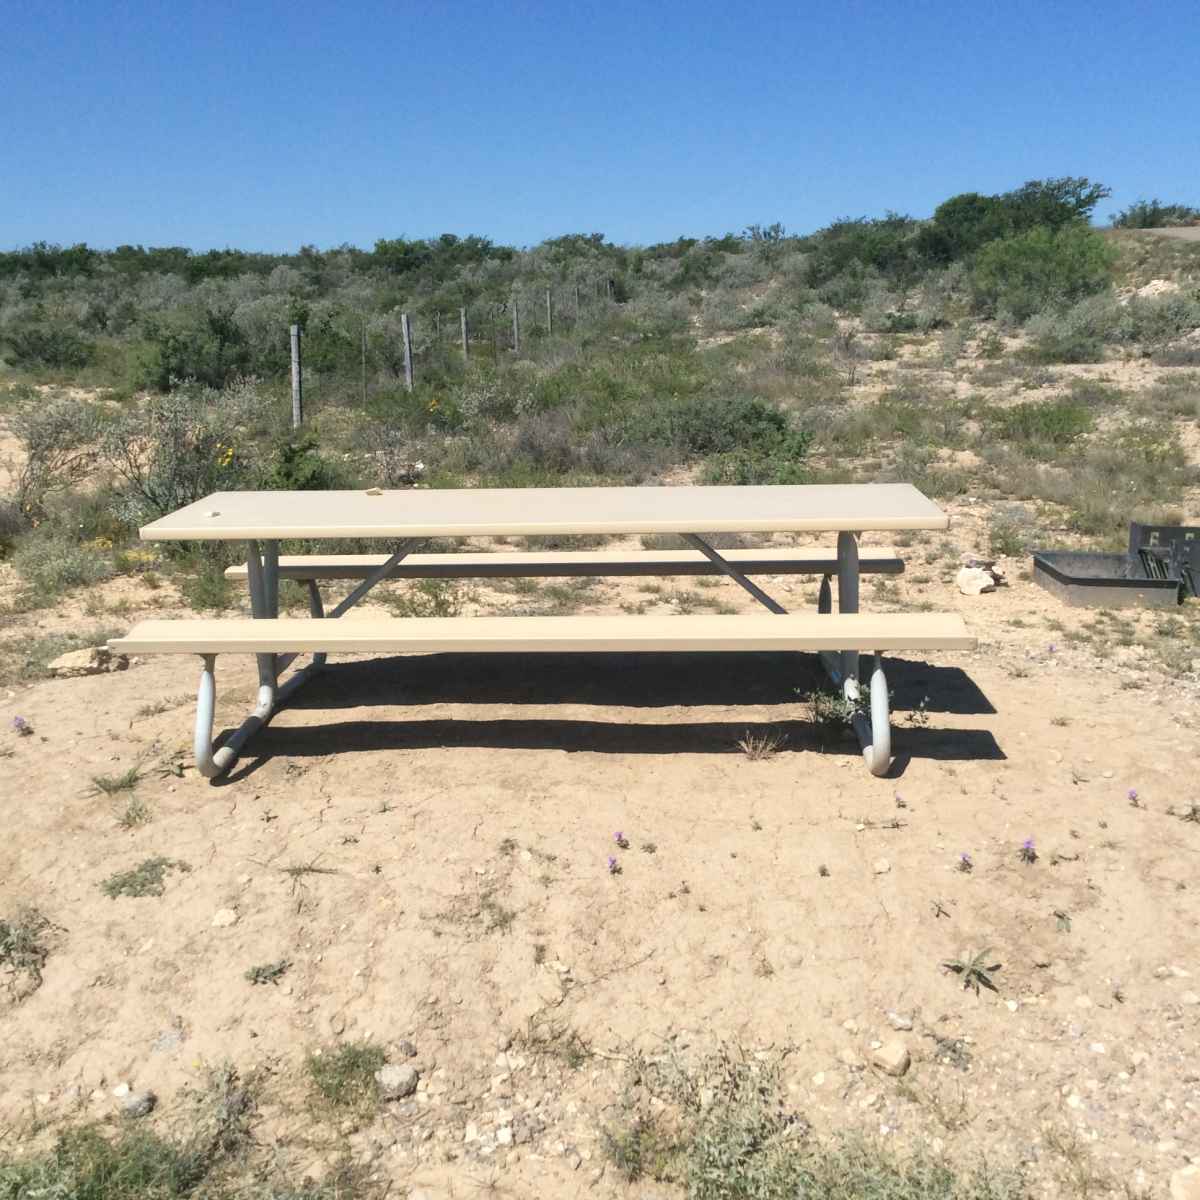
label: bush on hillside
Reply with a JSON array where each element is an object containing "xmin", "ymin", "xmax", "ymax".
[
  {"xmin": 972, "ymin": 225, "xmax": 1116, "ymax": 320},
  {"xmin": 1111, "ymin": 199, "xmax": 1200, "ymax": 228}
]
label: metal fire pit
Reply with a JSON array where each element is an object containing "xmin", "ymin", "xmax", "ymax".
[{"xmin": 1033, "ymin": 522, "xmax": 1198, "ymax": 609}]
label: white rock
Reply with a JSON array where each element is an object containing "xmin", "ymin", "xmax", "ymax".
[
  {"xmin": 48, "ymin": 646, "xmax": 128, "ymax": 678},
  {"xmin": 211, "ymin": 908, "xmax": 239, "ymax": 928},
  {"xmin": 375, "ymin": 1064, "xmax": 419, "ymax": 1100},
  {"xmin": 112, "ymin": 1083, "xmax": 130, "ymax": 1098},
  {"xmin": 1181, "ymin": 991, "xmax": 1200, "ymax": 1006},
  {"xmin": 870, "ymin": 1040, "xmax": 911, "ymax": 1077},
  {"xmin": 872, "ymin": 858, "xmax": 891, "ymax": 875},
  {"xmin": 496, "ymin": 1126, "xmax": 513, "ymax": 1146},
  {"xmin": 885, "ymin": 1011, "xmax": 913, "ymax": 1031},
  {"xmin": 956, "ymin": 566, "xmax": 997, "ymax": 596},
  {"xmin": 121, "ymin": 1090, "xmax": 157, "ymax": 1118}
]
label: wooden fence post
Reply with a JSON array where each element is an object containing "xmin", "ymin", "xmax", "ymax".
[
  {"xmin": 511, "ymin": 295, "xmax": 521, "ymax": 354},
  {"xmin": 606, "ymin": 278, "xmax": 614, "ymax": 302},
  {"xmin": 574, "ymin": 282, "xmax": 581, "ymax": 320},
  {"xmin": 545, "ymin": 287, "xmax": 553, "ymax": 336},
  {"xmin": 401, "ymin": 312, "xmax": 414, "ymax": 392},
  {"xmin": 460, "ymin": 307, "xmax": 469, "ymax": 360},
  {"xmin": 289, "ymin": 323, "xmax": 303, "ymax": 429}
]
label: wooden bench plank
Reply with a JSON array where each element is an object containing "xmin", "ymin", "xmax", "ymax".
[
  {"xmin": 224, "ymin": 548, "xmax": 904, "ymax": 581},
  {"xmin": 110, "ymin": 613, "xmax": 974, "ymax": 655}
]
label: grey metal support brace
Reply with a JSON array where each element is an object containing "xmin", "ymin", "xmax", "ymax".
[{"xmin": 680, "ymin": 534, "xmax": 787, "ymax": 614}]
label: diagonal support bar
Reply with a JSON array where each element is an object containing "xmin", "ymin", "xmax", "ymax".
[{"xmin": 680, "ymin": 534, "xmax": 787, "ymax": 614}]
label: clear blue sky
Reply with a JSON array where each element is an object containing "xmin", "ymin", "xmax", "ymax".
[{"xmin": 5, "ymin": 0, "xmax": 1198, "ymax": 252}]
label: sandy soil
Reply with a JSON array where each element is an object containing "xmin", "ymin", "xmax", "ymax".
[{"xmin": 2, "ymin": 517, "xmax": 1199, "ymax": 1197}]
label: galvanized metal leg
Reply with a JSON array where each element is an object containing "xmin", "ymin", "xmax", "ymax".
[
  {"xmin": 193, "ymin": 652, "xmax": 316, "ymax": 781},
  {"xmin": 848, "ymin": 652, "xmax": 891, "ymax": 776},
  {"xmin": 837, "ymin": 531, "xmax": 860, "ymax": 698}
]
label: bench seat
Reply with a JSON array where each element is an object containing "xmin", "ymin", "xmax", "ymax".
[
  {"xmin": 111, "ymin": 612, "xmax": 973, "ymax": 655},
  {"xmin": 223, "ymin": 547, "xmax": 904, "ymax": 582}
]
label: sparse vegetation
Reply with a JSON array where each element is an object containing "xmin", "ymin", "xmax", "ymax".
[
  {"xmin": 101, "ymin": 857, "xmax": 191, "ymax": 898},
  {"xmin": 943, "ymin": 948, "xmax": 1002, "ymax": 995},
  {"xmin": 306, "ymin": 1041, "xmax": 387, "ymax": 1114}
]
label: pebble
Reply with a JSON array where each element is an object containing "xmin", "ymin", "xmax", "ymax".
[
  {"xmin": 870, "ymin": 1039, "xmax": 911, "ymax": 1077},
  {"xmin": 873, "ymin": 858, "xmax": 891, "ymax": 875},
  {"xmin": 112, "ymin": 1083, "xmax": 130, "ymax": 1098},
  {"xmin": 375, "ymin": 1064, "xmax": 419, "ymax": 1100},
  {"xmin": 496, "ymin": 1126, "xmax": 513, "ymax": 1146},
  {"xmin": 329, "ymin": 1013, "xmax": 346, "ymax": 1036},
  {"xmin": 811, "ymin": 1071, "xmax": 826, "ymax": 1087},
  {"xmin": 1005, "ymin": 999, "xmax": 1019, "ymax": 1013},
  {"xmin": 1089, "ymin": 1043, "xmax": 1106, "ymax": 1054},
  {"xmin": 1180, "ymin": 991, "xmax": 1200, "ymax": 1006},
  {"xmin": 885, "ymin": 1010, "xmax": 913, "ymax": 1031},
  {"xmin": 464, "ymin": 1122, "xmax": 479, "ymax": 1143},
  {"xmin": 397, "ymin": 1039, "xmax": 418, "ymax": 1058},
  {"xmin": 211, "ymin": 908, "xmax": 239, "ymax": 928}
]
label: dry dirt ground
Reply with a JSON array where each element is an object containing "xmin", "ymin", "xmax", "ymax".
[{"xmin": 2, "ymin": 513, "xmax": 1199, "ymax": 1198}]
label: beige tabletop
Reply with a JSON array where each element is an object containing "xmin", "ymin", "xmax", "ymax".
[{"xmin": 140, "ymin": 483, "xmax": 948, "ymax": 541}]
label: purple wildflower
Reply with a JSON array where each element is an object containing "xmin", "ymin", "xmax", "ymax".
[
  {"xmin": 957, "ymin": 852, "xmax": 973, "ymax": 873},
  {"xmin": 1019, "ymin": 837, "xmax": 1038, "ymax": 864},
  {"xmin": 11, "ymin": 716, "xmax": 32, "ymax": 737},
  {"xmin": 607, "ymin": 856, "xmax": 621, "ymax": 875},
  {"xmin": 1128, "ymin": 788, "xmax": 1140, "ymax": 806},
  {"xmin": 614, "ymin": 831, "xmax": 629, "ymax": 850}
]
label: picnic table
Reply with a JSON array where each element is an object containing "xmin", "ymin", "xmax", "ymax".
[{"xmin": 111, "ymin": 483, "xmax": 974, "ymax": 779}]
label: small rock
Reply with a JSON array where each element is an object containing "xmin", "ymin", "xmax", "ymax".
[
  {"xmin": 872, "ymin": 858, "xmax": 891, "ymax": 875},
  {"xmin": 885, "ymin": 1011, "xmax": 913, "ymax": 1031},
  {"xmin": 329, "ymin": 1013, "xmax": 346, "ymax": 1036},
  {"xmin": 1005, "ymin": 999, "xmax": 1019, "ymax": 1013},
  {"xmin": 112, "ymin": 1083, "xmax": 130, "ymax": 1098},
  {"xmin": 1171, "ymin": 1165, "xmax": 1200, "ymax": 1200},
  {"xmin": 121, "ymin": 1090, "xmax": 157, "ymax": 1119},
  {"xmin": 1180, "ymin": 991, "xmax": 1200, "ymax": 1006},
  {"xmin": 1067, "ymin": 1093, "xmax": 1083, "ymax": 1109},
  {"xmin": 375, "ymin": 1064, "xmax": 419, "ymax": 1100},
  {"xmin": 870, "ymin": 1040, "xmax": 911, "ymax": 1077},
  {"xmin": 496, "ymin": 1126, "xmax": 513, "ymax": 1146},
  {"xmin": 811, "ymin": 1071, "xmax": 826, "ymax": 1087},
  {"xmin": 464, "ymin": 1122, "xmax": 479, "ymax": 1143},
  {"xmin": 211, "ymin": 908, "xmax": 238, "ymax": 928},
  {"xmin": 497, "ymin": 1032, "xmax": 512, "ymax": 1052},
  {"xmin": 397, "ymin": 1039, "xmax": 418, "ymax": 1058},
  {"xmin": 48, "ymin": 646, "xmax": 128, "ymax": 678}
]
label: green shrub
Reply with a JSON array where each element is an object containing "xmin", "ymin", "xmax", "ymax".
[
  {"xmin": 262, "ymin": 431, "xmax": 352, "ymax": 490},
  {"xmin": 625, "ymin": 393, "xmax": 791, "ymax": 457},
  {"xmin": 11, "ymin": 532, "xmax": 112, "ymax": 598},
  {"xmin": 1111, "ymin": 198, "xmax": 1200, "ymax": 228},
  {"xmin": 986, "ymin": 400, "xmax": 1092, "ymax": 457},
  {"xmin": 1024, "ymin": 294, "xmax": 1121, "ymax": 362},
  {"xmin": 1, "ymin": 321, "xmax": 94, "ymax": 369},
  {"xmin": 973, "ymin": 225, "xmax": 1117, "ymax": 319},
  {"xmin": 1116, "ymin": 292, "xmax": 1200, "ymax": 349}
]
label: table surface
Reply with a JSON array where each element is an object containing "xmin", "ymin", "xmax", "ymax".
[{"xmin": 140, "ymin": 484, "xmax": 948, "ymax": 541}]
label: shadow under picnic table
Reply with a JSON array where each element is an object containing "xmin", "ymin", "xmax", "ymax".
[
  {"xmin": 211, "ymin": 651, "xmax": 1002, "ymax": 782},
  {"xmin": 278, "ymin": 651, "xmax": 997, "ymax": 715}
]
